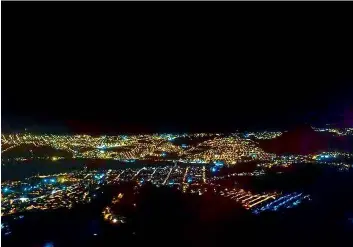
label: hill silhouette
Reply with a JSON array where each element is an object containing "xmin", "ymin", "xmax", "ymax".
[{"xmin": 259, "ymin": 125, "xmax": 353, "ymax": 155}]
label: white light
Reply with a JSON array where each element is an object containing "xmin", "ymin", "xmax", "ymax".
[{"xmin": 112, "ymin": 218, "xmax": 118, "ymax": 223}]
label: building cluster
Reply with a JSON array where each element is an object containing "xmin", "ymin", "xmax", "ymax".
[
  {"xmin": 1, "ymin": 169, "xmax": 112, "ymax": 216},
  {"xmin": 252, "ymin": 192, "xmax": 310, "ymax": 214},
  {"xmin": 311, "ymin": 151, "xmax": 353, "ymax": 160},
  {"xmin": 254, "ymin": 151, "xmax": 353, "ymax": 172},
  {"xmin": 4, "ymin": 132, "xmax": 352, "ymax": 170},
  {"xmin": 244, "ymin": 131, "xmax": 283, "ymax": 139},
  {"xmin": 312, "ymin": 127, "xmax": 353, "ymax": 136},
  {"xmin": 216, "ymin": 188, "xmax": 310, "ymax": 213},
  {"xmin": 2, "ymin": 133, "xmax": 277, "ymax": 165},
  {"xmin": 2, "ymin": 131, "xmax": 353, "ymax": 223},
  {"xmin": 181, "ymin": 137, "xmax": 276, "ymax": 164},
  {"xmin": 2, "ymin": 162, "xmax": 312, "ymax": 218}
]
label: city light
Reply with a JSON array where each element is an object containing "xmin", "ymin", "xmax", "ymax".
[{"xmin": 1, "ymin": 131, "xmax": 351, "ymax": 218}]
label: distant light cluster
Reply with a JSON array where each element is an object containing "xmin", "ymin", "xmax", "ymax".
[
  {"xmin": 1, "ymin": 133, "xmax": 184, "ymax": 160},
  {"xmin": 2, "ymin": 132, "xmax": 353, "ymax": 175},
  {"xmin": 182, "ymin": 137, "xmax": 276, "ymax": 164},
  {"xmin": 1, "ymin": 133, "xmax": 276, "ymax": 165},
  {"xmin": 254, "ymin": 151, "xmax": 353, "ymax": 171},
  {"xmin": 312, "ymin": 127, "xmax": 353, "ymax": 136},
  {"xmin": 245, "ymin": 131, "xmax": 283, "ymax": 140}
]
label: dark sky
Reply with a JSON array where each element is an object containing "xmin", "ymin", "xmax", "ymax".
[{"xmin": 2, "ymin": 4, "xmax": 353, "ymax": 133}]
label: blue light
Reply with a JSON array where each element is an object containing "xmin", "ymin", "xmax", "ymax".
[
  {"xmin": 95, "ymin": 174, "xmax": 104, "ymax": 180},
  {"xmin": 50, "ymin": 179, "xmax": 55, "ymax": 183},
  {"xmin": 97, "ymin": 144, "xmax": 106, "ymax": 149},
  {"xmin": 187, "ymin": 178, "xmax": 192, "ymax": 183},
  {"xmin": 214, "ymin": 161, "xmax": 224, "ymax": 166},
  {"xmin": 44, "ymin": 179, "xmax": 48, "ymax": 183},
  {"xmin": 256, "ymin": 192, "xmax": 304, "ymax": 213},
  {"xmin": 125, "ymin": 159, "xmax": 136, "ymax": 163},
  {"xmin": 43, "ymin": 241, "xmax": 54, "ymax": 247},
  {"xmin": 3, "ymin": 187, "xmax": 9, "ymax": 192},
  {"xmin": 211, "ymin": 167, "xmax": 217, "ymax": 172},
  {"xmin": 167, "ymin": 135, "xmax": 176, "ymax": 141},
  {"xmin": 181, "ymin": 144, "xmax": 187, "ymax": 148},
  {"xmin": 162, "ymin": 152, "xmax": 167, "ymax": 157}
]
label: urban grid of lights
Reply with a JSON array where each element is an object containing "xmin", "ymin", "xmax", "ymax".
[
  {"xmin": 2, "ymin": 133, "xmax": 278, "ymax": 164},
  {"xmin": 2, "ymin": 131, "xmax": 353, "ymax": 172},
  {"xmin": 2, "ymin": 163, "xmax": 312, "ymax": 219},
  {"xmin": 2, "ymin": 128, "xmax": 353, "ymax": 231}
]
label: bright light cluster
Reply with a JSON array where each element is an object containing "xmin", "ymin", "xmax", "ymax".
[
  {"xmin": 252, "ymin": 192, "xmax": 310, "ymax": 214},
  {"xmin": 312, "ymin": 127, "xmax": 353, "ymax": 136},
  {"xmin": 182, "ymin": 137, "xmax": 275, "ymax": 164},
  {"xmin": 1, "ymin": 133, "xmax": 275, "ymax": 165},
  {"xmin": 220, "ymin": 188, "xmax": 278, "ymax": 209},
  {"xmin": 2, "ymin": 162, "xmax": 311, "ymax": 217},
  {"xmin": 244, "ymin": 131, "xmax": 283, "ymax": 139},
  {"xmin": 102, "ymin": 206, "xmax": 126, "ymax": 225},
  {"xmin": 255, "ymin": 151, "xmax": 353, "ymax": 171},
  {"xmin": 1, "ymin": 169, "xmax": 121, "ymax": 216},
  {"xmin": 219, "ymin": 188, "xmax": 310, "ymax": 213}
]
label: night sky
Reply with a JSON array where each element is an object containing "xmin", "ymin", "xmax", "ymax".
[{"xmin": 2, "ymin": 4, "xmax": 353, "ymax": 133}]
